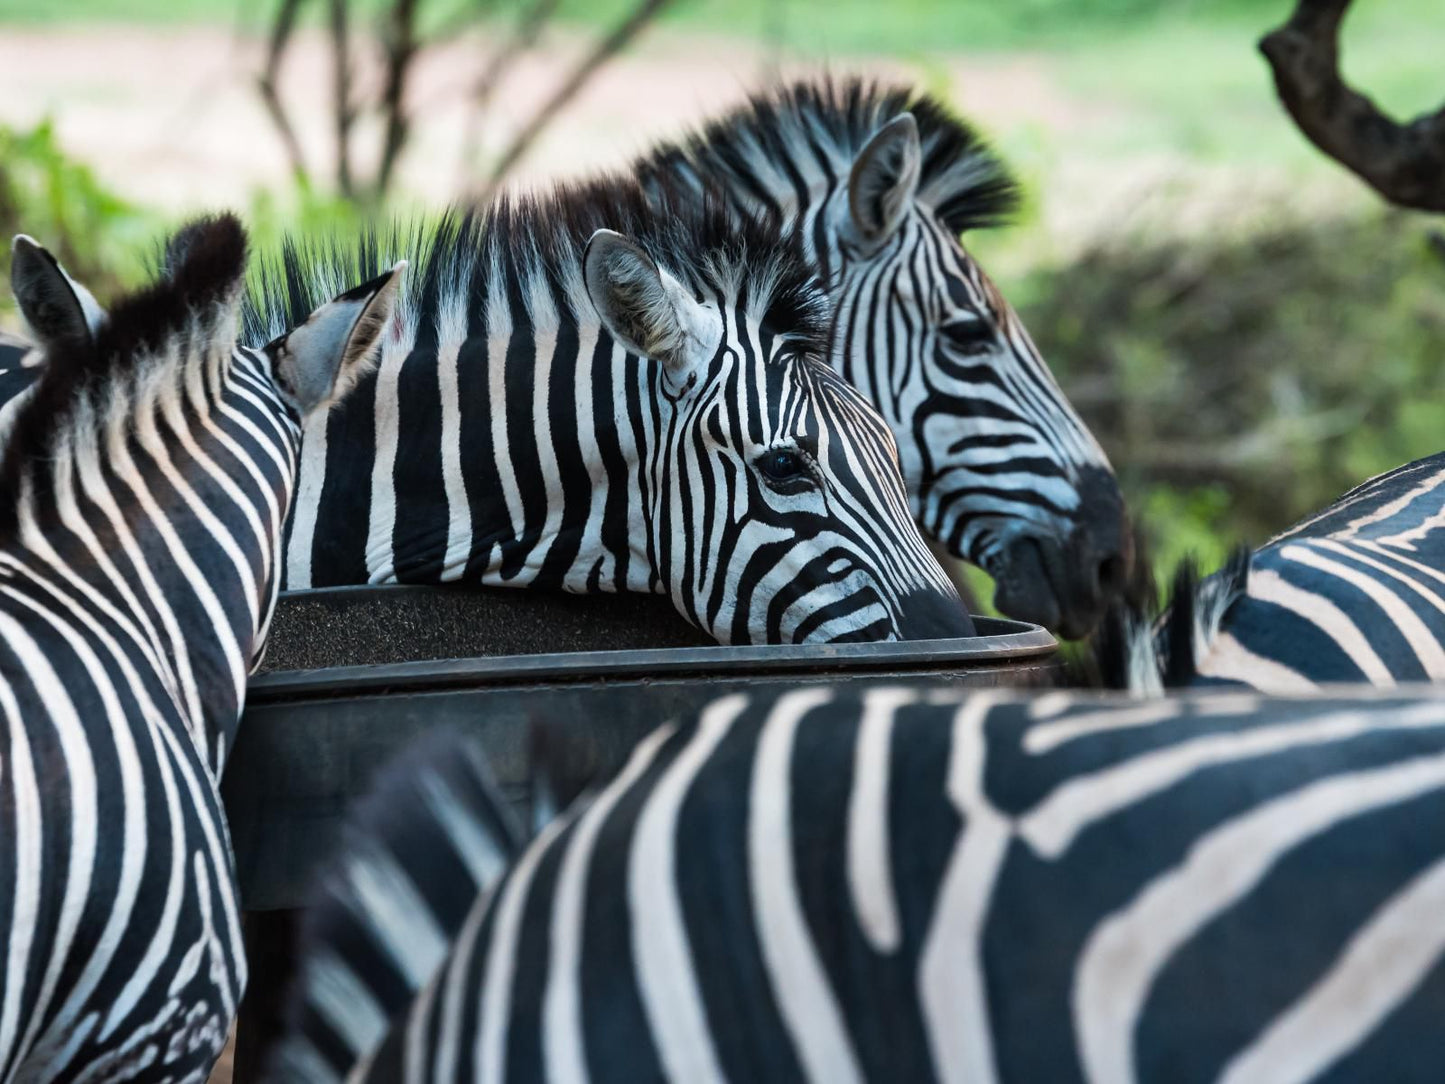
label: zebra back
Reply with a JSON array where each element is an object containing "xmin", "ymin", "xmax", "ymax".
[
  {"xmin": 275, "ymin": 684, "xmax": 1445, "ymax": 1083},
  {"xmin": 1115, "ymin": 451, "xmax": 1445, "ymax": 692},
  {"xmin": 280, "ymin": 732, "xmax": 524, "ymax": 1081}
]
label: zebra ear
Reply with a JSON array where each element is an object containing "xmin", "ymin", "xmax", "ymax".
[
  {"xmin": 268, "ymin": 261, "xmax": 405, "ymax": 416},
  {"xmin": 846, "ymin": 113, "xmax": 922, "ymax": 251},
  {"xmin": 10, "ymin": 235, "xmax": 108, "ymax": 348},
  {"xmin": 583, "ymin": 229, "xmax": 722, "ymax": 389}
]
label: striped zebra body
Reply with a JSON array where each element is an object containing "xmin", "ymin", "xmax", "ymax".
[
  {"xmin": 279, "ymin": 683, "xmax": 1445, "ymax": 1083},
  {"xmin": 0, "ymin": 218, "xmax": 399, "ymax": 1081},
  {"xmin": 0, "ymin": 334, "xmax": 37, "ymax": 448},
  {"xmin": 636, "ymin": 80, "xmax": 1128, "ymax": 637},
  {"xmin": 250, "ymin": 179, "xmax": 970, "ymax": 643},
  {"xmin": 1124, "ymin": 453, "xmax": 1445, "ymax": 692}
]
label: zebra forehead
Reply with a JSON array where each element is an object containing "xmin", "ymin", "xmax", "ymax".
[
  {"xmin": 244, "ymin": 175, "xmax": 831, "ymax": 356},
  {"xmin": 635, "ymin": 75, "xmax": 1020, "ymax": 236}
]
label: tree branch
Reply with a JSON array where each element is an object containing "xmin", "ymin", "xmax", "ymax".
[
  {"xmin": 257, "ymin": 0, "xmax": 311, "ymax": 185},
  {"xmin": 374, "ymin": 0, "xmax": 420, "ymax": 199},
  {"xmin": 457, "ymin": 0, "xmax": 560, "ymax": 178},
  {"xmin": 1259, "ymin": 0, "xmax": 1445, "ymax": 211},
  {"xmin": 329, "ymin": 0, "xmax": 357, "ymax": 197},
  {"xmin": 476, "ymin": 0, "xmax": 673, "ymax": 199}
]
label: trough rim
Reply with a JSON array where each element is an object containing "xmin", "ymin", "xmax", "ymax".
[{"xmin": 249, "ymin": 585, "xmax": 1058, "ymax": 702}]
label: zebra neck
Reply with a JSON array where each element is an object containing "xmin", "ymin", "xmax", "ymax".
[
  {"xmin": 289, "ymin": 293, "xmax": 667, "ymax": 601},
  {"xmin": 6, "ymin": 419, "xmax": 279, "ymax": 776}
]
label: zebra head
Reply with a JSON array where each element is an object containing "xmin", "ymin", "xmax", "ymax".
[
  {"xmin": 826, "ymin": 111, "xmax": 1127, "ymax": 638},
  {"xmin": 637, "ymin": 80, "xmax": 1128, "ymax": 639},
  {"xmin": 579, "ymin": 193, "xmax": 973, "ymax": 644}
]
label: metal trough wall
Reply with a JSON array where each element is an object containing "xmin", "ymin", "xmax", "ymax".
[
  {"xmin": 218, "ymin": 585, "xmax": 1058, "ymax": 1078},
  {"xmin": 223, "ymin": 586, "xmax": 1060, "ymax": 910}
]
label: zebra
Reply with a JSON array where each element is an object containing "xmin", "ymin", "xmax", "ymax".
[
  {"xmin": 245, "ymin": 176, "xmax": 974, "ymax": 644},
  {"xmin": 634, "ymin": 78, "xmax": 1128, "ymax": 639},
  {"xmin": 0, "ymin": 246, "xmax": 106, "ymax": 444},
  {"xmin": 0, "ymin": 215, "xmax": 401, "ymax": 1081},
  {"xmin": 1105, "ymin": 451, "xmax": 1445, "ymax": 693},
  {"xmin": 275, "ymin": 682, "xmax": 1445, "ymax": 1083}
]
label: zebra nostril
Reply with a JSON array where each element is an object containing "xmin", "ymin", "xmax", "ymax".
[{"xmin": 1097, "ymin": 554, "xmax": 1126, "ymax": 597}]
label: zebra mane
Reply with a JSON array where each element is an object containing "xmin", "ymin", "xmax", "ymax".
[
  {"xmin": 0, "ymin": 214, "xmax": 248, "ymax": 535},
  {"xmin": 243, "ymin": 175, "xmax": 830, "ymax": 368},
  {"xmin": 634, "ymin": 76, "xmax": 1020, "ymax": 235},
  {"xmin": 1092, "ymin": 548, "xmax": 1252, "ymax": 692}
]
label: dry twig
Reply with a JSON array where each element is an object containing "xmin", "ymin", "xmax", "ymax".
[
  {"xmin": 375, "ymin": 0, "xmax": 421, "ymax": 198},
  {"xmin": 329, "ymin": 0, "xmax": 357, "ymax": 197},
  {"xmin": 257, "ymin": 0, "xmax": 311, "ymax": 184},
  {"xmin": 476, "ymin": 0, "xmax": 674, "ymax": 199}
]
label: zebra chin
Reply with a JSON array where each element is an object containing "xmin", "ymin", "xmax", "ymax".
[{"xmin": 771, "ymin": 577, "xmax": 973, "ymax": 644}]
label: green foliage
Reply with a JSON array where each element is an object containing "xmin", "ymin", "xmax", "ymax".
[
  {"xmin": 0, "ymin": 119, "xmax": 155, "ymax": 328},
  {"xmin": 1022, "ymin": 211, "xmax": 1445, "ymax": 589}
]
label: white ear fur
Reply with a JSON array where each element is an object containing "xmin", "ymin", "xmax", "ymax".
[
  {"xmin": 845, "ymin": 113, "xmax": 922, "ymax": 251},
  {"xmin": 583, "ymin": 229, "xmax": 722, "ymax": 389},
  {"xmin": 10, "ymin": 234, "xmax": 108, "ymax": 346},
  {"xmin": 270, "ymin": 261, "xmax": 406, "ymax": 416}
]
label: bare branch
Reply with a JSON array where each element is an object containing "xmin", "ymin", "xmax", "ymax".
[
  {"xmin": 457, "ymin": 0, "xmax": 561, "ymax": 175},
  {"xmin": 473, "ymin": 0, "xmax": 560, "ymax": 112},
  {"xmin": 374, "ymin": 0, "xmax": 421, "ymax": 199},
  {"xmin": 476, "ymin": 0, "xmax": 673, "ymax": 199},
  {"xmin": 329, "ymin": 0, "xmax": 357, "ymax": 198},
  {"xmin": 256, "ymin": 0, "xmax": 311, "ymax": 184},
  {"xmin": 1259, "ymin": 0, "xmax": 1445, "ymax": 211}
]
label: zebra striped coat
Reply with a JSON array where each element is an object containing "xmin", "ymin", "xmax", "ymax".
[
  {"xmin": 278, "ymin": 683, "xmax": 1445, "ymax": 1083},
  {"xmin": 246, "ymin": 179, "xmax": 971, "ymax": 643},
  {"xmin": 0, "ymin": 217, "xmax": 398, "ymax": 1081},
  {"xmin": 635, "ymin": 79, "xmax": 1128, "ymax": 638},
  {"xmin": 1117, "ymin": 452, "xmax": 1445, "ymax": 692}
]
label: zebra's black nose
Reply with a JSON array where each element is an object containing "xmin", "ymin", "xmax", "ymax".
[
  {"xmin": 1049, "ymin": 466, "xmax": 1131, "ymax": 638},
  {"xmin": 895, "ymin": 588, "xmax": 976, "ymax": 641}
]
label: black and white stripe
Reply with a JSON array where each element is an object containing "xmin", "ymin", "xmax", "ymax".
[
  {"xmin": 247, "ymin": 178, "xmax": 971, "ymax": 644},
  {"xmin": 1116, "ymin": 452, "xmax": 1445, "ymax": 692},
  {"xmin": 0, "ymin": 217, "xmax": 397, "ymax": 1081},
  {"xmin": 635, "ymin": 79, "xmax": 1128, "ymax": 638},
  {"xmin": 278, "ymin": 683, "xmax": 1445, "ymax": 1082}
]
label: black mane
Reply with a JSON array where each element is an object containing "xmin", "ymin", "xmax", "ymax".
[
  {"xmin": 633, "ymin": 76, "xmax": 1020, "ymax": 235},
  {"xmin": 243, "ymin": 174, "xmax": 830, "ymax": 366},
  {"xmin": 1084, "ymin": 546, "xmax": 1252, "ymax": 691}
]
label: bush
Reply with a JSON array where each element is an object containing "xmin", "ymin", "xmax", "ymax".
[
  {"xmin": 1023, "ymin": 211, "xmax": 1445, "ymax": 581},
  {"xmin": 0, "ymin": 119, "xmax": 155, "ymax": 327}
]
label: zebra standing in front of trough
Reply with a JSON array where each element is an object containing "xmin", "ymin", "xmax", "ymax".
[
  {"xmin": 1105, "ymin": 451, "xmax": 1445, "ymax": 693},
  {"xmin": 635, "ymin": 79, "xmax": 1129, "ymax": 638},
  {"xmin": 248, "ymin": 177, "xmax": 973, "ymax": 643},
  {"xmin": 0, "ymin": 216, "xmax": 402, "ymax": 1081},
  {"xmin": 277, "ymin": 683, "xmax": 1445, "ymax": 1083}
]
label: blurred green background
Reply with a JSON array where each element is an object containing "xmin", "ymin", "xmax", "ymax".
[{"xmin": 0, "ymin": 0, "xmax": 1440, "ymax": 617}]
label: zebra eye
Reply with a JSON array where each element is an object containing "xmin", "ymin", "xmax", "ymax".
[
  {"xmin": 756, "ymin": 449, "xmax": 811, "ymax": 488},
  {"xmin": 940, "ymin": 317, "xmax": 994, "ymax": 356}
]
